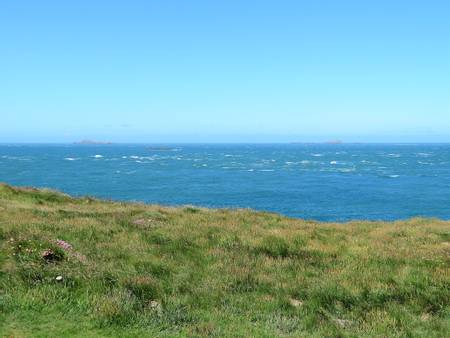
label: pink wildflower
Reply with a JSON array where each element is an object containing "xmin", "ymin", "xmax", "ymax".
[{"xmin": 56, "ymin": 239, "xmax": 72, "ymax": 250}]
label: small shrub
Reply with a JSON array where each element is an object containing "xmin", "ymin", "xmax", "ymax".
[
  {"xmin": 218, "ymin": 235, "xmax": 243, "ymax": 250},
  {"xmin": 134, "ymin": 261, "xmax": 172, "ymax": 279},
  {"xmin": 257, "ymin": 236, "xmax": 290, "ymax": 258},
  {"xmin": 94, "ymin": 291, "xmax": 137, "ymax": 327},
  {"xmin": 125, "ymin": 276, "xmax": 162, "ymax": 302},
  {"xmin": 230, "ymin": 273, "xmax": 261, "ymax": 293},
  {"xmin": 153, "ymin": 303, "xmax": 196, "ymax": 329},
  {"xmin": 184, "ymin": 207, "xmax": 200, "ymax": 214},
  {"xmin": 147, "ymin": 232, "xmax": 172, "ymax": 245},
  {"xmin": 100, "ymin": 273, "xmax": 119, "ymax": 288}
]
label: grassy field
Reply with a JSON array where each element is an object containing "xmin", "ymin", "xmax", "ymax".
[{"xmin": 0, "ymin": 183, "xmax": 449, "ymax": 337}]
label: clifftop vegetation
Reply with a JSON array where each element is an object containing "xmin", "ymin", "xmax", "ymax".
[{"xmin": 0, "ymin": 183, "xmax": 448, "ymax": 337}]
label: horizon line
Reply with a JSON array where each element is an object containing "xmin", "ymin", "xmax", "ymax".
[{"xmin": 1, "ymin": 141, "xmax": 450, "ymax": 145}]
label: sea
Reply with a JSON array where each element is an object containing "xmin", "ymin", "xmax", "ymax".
[{"xmin": 1, "ymin": 143, "xmax": 449, "ymax": 221}]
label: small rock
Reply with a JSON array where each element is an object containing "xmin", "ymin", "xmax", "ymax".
[
  {"xmin": 132, "ymin": 219, "xmax": 147, "ymax": 226},
  {"xmin": 289, "ymin": 298, "xmax": 303, "ymax": 307},
  {"xmin": 73, "ymin": 252, "xmax": 87, "ymax": 263},
  {"xmin": 132, "ymin": 218, "xmax": 156, "ymax": 230},
  {"xmin": 335, "ymin": 318, "xmax": 353, "ymax": 328},
  {"xmin": 55, "ymin": 275, "xmax": 63, "ymax": 282},
  {"xmin": 148, "ymin": 300, "xmax": 162, "ymax": 313},
  {"xmin": 421, "ymin": 313, "xmax": 431, "ymax": 321}
]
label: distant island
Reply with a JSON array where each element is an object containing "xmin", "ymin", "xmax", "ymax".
[
  {"xmin": 324, "ymin": 139, "xmax": 343, "ymax": 144},
  {"xmin": 74, "ymin": 139, "xmax": 113, "ymax": 145},
  {"xmin": 290, "ymin": 140, "xmax": 344, "ymax": 144},
  {"xmin": 146, "ymin": 146, "xmax": 178, "ymax": 151}
]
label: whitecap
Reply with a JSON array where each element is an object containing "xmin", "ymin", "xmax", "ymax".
[
  {"xmin": 93, "ymin": 155, "xmax": 103, "ymax": 158},
  {"xmin": 64, "ymin": 157, "xmax": 79, "ymax": 161},
  {"xmin": 311, "ymin": 153, "xmax": 323, "ymax": 157},
  {"xmin": 338, "ymin": 168, "xmax": 355, "ymax": 173},
  {"xmin": 3, "ymin": 156, "xmax": 31, "ymax": 161},
  {"xmin": 330, "ymin": 161, "xmax": 337, "ymax": 165},
  {"xmin": 259, "ymin": 169, "xmax": 275, "ymax": 172},
  {"xmin": 300, "ymin": 160, "xmax": 310, "ymax": 164},
  {"xmin": 122, "ymin": 156, "xmax": 127, "ymax": 159},
  {"xmin": 247, "ymin": 169, "xmax": 254, "ymax": 172},
  {"xmin": 388, "ymin": 174, "xmax": 400, "ymax": 178},
  {"xmin": 130, "ymin": 155, "xmax": 139, "ymax": 159}
]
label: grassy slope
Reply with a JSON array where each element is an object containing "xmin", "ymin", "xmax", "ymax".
[{"xmin": 0, "ymin": 183, "xmax": 449, "ymax": 337}]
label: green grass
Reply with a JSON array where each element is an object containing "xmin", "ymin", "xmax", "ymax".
[{"xmin": 0, "ymin": 183, "xmax": 449, "ymax": 337}]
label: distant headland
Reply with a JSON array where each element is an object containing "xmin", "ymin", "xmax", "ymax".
[
  {"xmin": 290, "ymin": 140, "xmax": 344, "ymax": 144},
  {"xmin": 73, "ymin": 139, "xmax": 113, "ymax": 145}
]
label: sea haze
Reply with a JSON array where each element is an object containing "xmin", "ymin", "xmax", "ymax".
[{"xmin": 1, "ymin": 143, "xmax": 449, "ymax": 221}]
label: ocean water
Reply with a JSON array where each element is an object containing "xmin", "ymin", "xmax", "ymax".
[{"xmin": 1, "ymin": 143, "xmax": 449, "ymax": 221}]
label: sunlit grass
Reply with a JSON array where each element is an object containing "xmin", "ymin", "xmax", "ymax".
[{"xmin": 0, "ymin": 183, "xmax": 449, "ymax": 337}]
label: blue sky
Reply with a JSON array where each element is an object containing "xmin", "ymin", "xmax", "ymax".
[{"xmin": 1, "ymin": 0, "xmax": 449, "ymax": 143}]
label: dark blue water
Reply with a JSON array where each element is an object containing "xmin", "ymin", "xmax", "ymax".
[{"xmin": 1, "ymin": 143, "xmax": 449, "ymax": 221}]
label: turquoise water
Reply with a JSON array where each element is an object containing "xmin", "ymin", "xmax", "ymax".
[{"xmin": 1, "ymin": 143, "xmax": 449, "ymax": 221}]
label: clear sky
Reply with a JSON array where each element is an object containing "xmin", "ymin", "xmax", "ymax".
[{"xmin": 1, "ymin": 0, "xmax": 449, "ymax": 143}]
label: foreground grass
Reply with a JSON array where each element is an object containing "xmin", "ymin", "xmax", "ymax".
[{"xmin": 0, "ymin": 183, "xmax": 448, "ymax": 337}]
